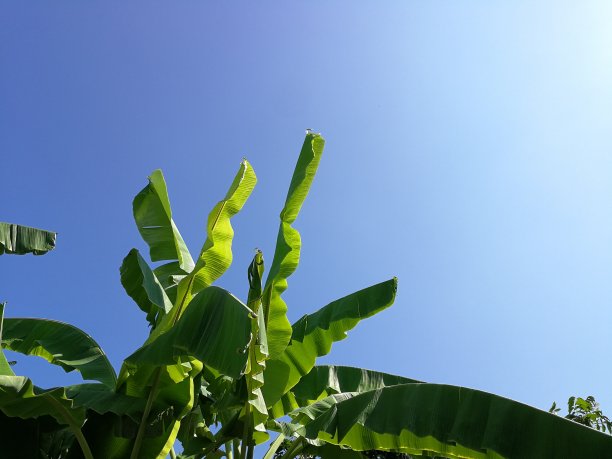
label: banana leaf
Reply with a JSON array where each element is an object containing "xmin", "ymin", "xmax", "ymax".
[
  {"xmin": 263, "ymin": 133, "xmax": 325, "ymax": 359},
  {"xmin": 133, "ymin": 169, "xmax": 194, "ymax": 272},
  {"xmin": 125, "ymin": 286, "xmax": 252, "ymax": 379},
  {"xmin": 290, "ymin": 383, "xmax": 612, "ymax": 459},
  {"xmin": 189, "ymin": 158, "xmax": 257, "ymax": 294},
  {"xmin": 0, "ymin": 222, "xmax": 56, "ymax": 255},
  {"xmin": 2, "ymin": 318, "xmax": 116, "ymax": 388},
  {"xmin": 272, "ymin": 365, "xmax": 420, "ymax": 418},
  {"xmin": 120, "ymin": 248, "xmax": 173, "ymax": 327},
  {"xmin": 264, "ymin": 278, "xmax": 397, "ymax": 410},
  {"xmin": 149, "ymin": 160, "xmax": 256, "ymax": 341}
]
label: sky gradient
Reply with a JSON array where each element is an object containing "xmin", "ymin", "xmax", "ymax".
[{"xmin": 2, "ymin": 1, "xmax": 612, "ymax": 455}]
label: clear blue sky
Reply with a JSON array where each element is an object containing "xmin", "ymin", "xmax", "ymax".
[{"xmin": 2, "ymin": 0, "xmax": 612, "ymax": 452}]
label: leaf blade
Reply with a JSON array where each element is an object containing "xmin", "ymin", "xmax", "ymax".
[
  {"xmin": 263, "ymin": 278, "xmax": 397, "ymax": 408},
  {"xmin": 263, "ymin": 133, "xmax": 326, "ymax": 358},
  {"xmin": 0, "ymin": 222, "xmax": 56, "ymax": 256},
  {"xmin": 291, "ymin": 383, "xmax": 612, "ymax": 458},
  {"xmin": 133, "ymin": 170, "xmax": 194, "ymax": 272},
  {"xmin": 2, "ymin": 318, "xmax": 116, "ymax": 388}
]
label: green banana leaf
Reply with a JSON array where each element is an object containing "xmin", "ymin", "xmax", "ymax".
[
  {"xmin": 133, "ymin": 169, "xmax": 194, "ymax": 272},
  {"xmin": 2, "ymin": 318, "xmax": 116, "ymax": 388},
  {"xmin": 125, "ymin": 286, "xmax": 252, "ymax": 379},
  {"xmin": 189, "ymin": 158, "xmax": 257, "ymax": 294},
  {"xmin": 263, "ymin": 278, "xmax": 397, "ymax": 410},
  {"xmin": 149, "ymin": 159, "xmax": 256, "ymax": 341},
  {"xmin": 290, "ymin": 383, "xmax": 612, "ymax": 459},
  {"xmin": 0, "ymin": 375, "xmax": 84, "ymax": 426},
  {"xmin": 120, "ymin": 248, "xmax": 173, "ymax": 327},
  {"xmin": 263, "ymin": 133, "xmax": 325, "ymax": 359},
  {"xmin": 272, "ymin": 365, "xmax": 420, "ymax": 417},
  {"xmin": 0, "ymin": 222, "xmax": 56, "ymax": 255},
  {"xmin": 69, "ymin": 377, "xmax": 194, "ymax": 459}
]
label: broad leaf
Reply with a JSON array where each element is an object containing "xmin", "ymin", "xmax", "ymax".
[
  {"xmin": 2, "ymin": 318, "xmax": 117, "ymax": 388},
  {"xmin": 263, "ymin": 133, "xmax": 325, "ymax": 358},
  {"xmin": 133, "ymin": 170, "xmax": 194, "ymax": 272},
  {"xmin": 0, "ymin": 376, "xmax": 82, "ymax": 425},
  {"xmin": 263, "ymin": 278, "xmax": 397, "ymax": 408},
  {"xmin": 125, "ymin": 286, "xmax": 252, "ymax": 379},
  {"xmin": 272, "ymin": 365, "xmax": 419, "ymax": 418},
  {"xmin": 0, "ymin": 222, "xmax": 56, "ymax": 255},
  {"xmin": 291, "ymin": 383, "xmax": 612, "ymax": 458},
  {"xmin": 120, "ymin": 248, "xmax": 173, "ymax": 327}
]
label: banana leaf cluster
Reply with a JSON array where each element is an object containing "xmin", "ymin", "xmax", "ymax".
[{"xmin": 1, "ymin": 134, "xmax": 611, "ymax": 459}]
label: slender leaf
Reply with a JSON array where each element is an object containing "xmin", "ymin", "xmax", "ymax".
[
  {"xmin": 120, "ymin": 248, "xmax": 173, "ymax": 327},
  {"xmin": 291, "ymin": 383, "xmax": 612, "ymax": 458},
  {"xmin": 2, "ymin": 318, "xmax": 116, "ymax": 388},
  {"xmin": 241, "ymin": 251, "xmax": 269, "ymax": 444},
  {"xmin": 150, "ymin": 160, "xmax": 257, "ymax": 342},
  {"xmin": 263, "ymin": 133, "xmax": 325, "ymax": 359},
  {"xmin": 0, "ymin": 222, "xmax": 56, "ymax": 255},
  {"xmin": 133, "ymin": 170, "xmax": 194, "ymax": 272},
  {"xmin": 263, "ymin": 278, "xmax": 397, "ymax": 408},
  {"xmin": 190, "ymin": 158, "xmax": 257, "ymax": 293},
  {"xmin": 125, "ymin": 286, "xmax": 252, "ymax": 379}
]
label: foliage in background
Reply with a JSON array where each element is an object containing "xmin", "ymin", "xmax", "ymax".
[
  {"xmin": 550, "ymin": 396, "xmax": 612, "ymax": 435},
  {"xmin": 1, "ymin": 134, "xmax": 612, "ymax": 459}
]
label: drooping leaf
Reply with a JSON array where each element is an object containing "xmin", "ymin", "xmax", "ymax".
[
  {"xmin": 0, "ymin": 222, "xmax": 56, "ymax": 255},
  {"xmin": 272, "ymin": 365, "xmax": 420, "ymax": 418},
  {"xmin": 0, "ymin": 376, "xmax": 83, "ymax": 425},
  {"xmin": 133, "ymin": 169, "xmax": 194, "ymax": 272},
  {"xmin": 125, "ymin": 286, "xmax": 252, "ymax": 379},
  {"xmin": 2, "ymin": 318, "xmax": 116, "ymax": 388},
  {"xmin": 120, "ymin": 248, "xmax": 173, "ymax": 327},
  {"xmin": 263, "ymin": 278, "xmax": 397, "ymax": 408},
  {"xmin": 291, "ymin": 383, "xmax": 612, "ymax": 459},
  {"xmin": 263, "ymin": 133, "xmax": 325, "ymax": 359}
]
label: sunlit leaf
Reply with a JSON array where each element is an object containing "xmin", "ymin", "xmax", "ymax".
[
  {"xmin": 291, "ymin": 383, "xmax": 612, "ymax": 458},
  {"xmin": 263, "ymin": 278, "xmax": 397, "ymax": 408},
  {"xmin": 2, "ymin": 318, "xmax": 116, "ymax": 388},
  {"xmin": 263, "ymin": 133, "xmax": 325, "ymax": 359}
]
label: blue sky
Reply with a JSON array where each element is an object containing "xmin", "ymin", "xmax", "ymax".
[{"xmin": 2, "ymin": 0, "xmax": 612, "ymax": 453}]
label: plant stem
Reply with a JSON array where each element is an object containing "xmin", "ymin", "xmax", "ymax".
[
  {"xmin": 130, "ymin": 367, "xmax": 162, "ymax": 459},
  {"xmin": 44, "ymin": 394, "xmax": 94, "ymax": 459},
  {"xmin": 170, "ymin": 447, "xmax": 177, "ymax": 459},
  {"xmin": 226, "ymin": 442, "xmax": 234, "ymax": 459}
]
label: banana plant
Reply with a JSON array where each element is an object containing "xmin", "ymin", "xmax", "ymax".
[{"xmin": 1, "ymin": 133, "xmax": 611, "ymax": 459}]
